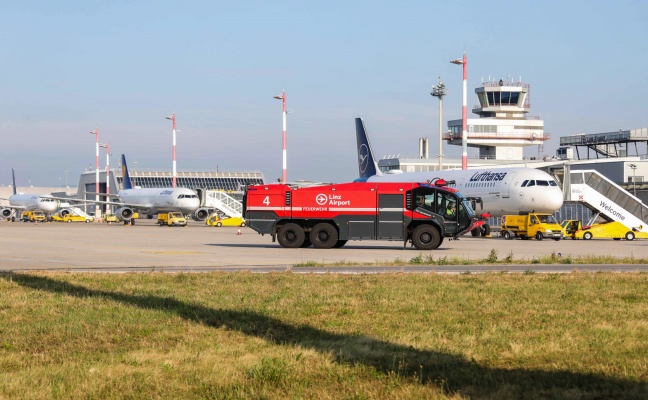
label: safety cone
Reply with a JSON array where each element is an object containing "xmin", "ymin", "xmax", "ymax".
[{"xmin": 237, "ymin": 227, "xmax": 242, "ymax": 235}]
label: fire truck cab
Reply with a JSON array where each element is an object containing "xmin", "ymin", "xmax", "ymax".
[{"xmin": 243, "ymin": 181, "xmax": 484, "ymax": 250}]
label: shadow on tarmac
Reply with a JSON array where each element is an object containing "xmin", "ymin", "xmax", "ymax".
[{"xmin": 2, "ymin": 272, "xmax": 645, "ymax": 399}]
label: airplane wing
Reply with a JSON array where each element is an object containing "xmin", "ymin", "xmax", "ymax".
[
  {"xmin": 49, "ymin": 196, "xmax": 151, "ymax": 209},
  {"xmin": 0, "ymin": 204, "xmax": 26, "ymax": 210}
]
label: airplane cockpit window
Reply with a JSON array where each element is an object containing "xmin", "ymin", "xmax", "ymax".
[
  {"xmin": 521, "ymin": 180, "xmax": 529, "ymax": 187},
  {"xmin": 537, "ymin": 180, "xmax": 549, "ymax": 186},
  {"xmin": 527, "ymin": 180, "xmax": 536, "ymax": 187},
  {"xmin": 549, "ymin": 180, "xmax": 558, "ymax": 186}
]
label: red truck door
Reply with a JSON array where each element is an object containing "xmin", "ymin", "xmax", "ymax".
[{"xmin": 377, "ymin": 193, "xmax": 404, "ymax": 239}]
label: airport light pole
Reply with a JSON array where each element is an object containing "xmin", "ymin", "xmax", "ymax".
[
  {"xmin": 630, "ymin": 163, "xmax": 637, "ymax": 196},
  {"xmin": 166, "ymin": 113, "xmax": 177, "ymax": 188},
  {"xmin": 89, "ymin": 129, "xmax": 100, "ymax": 218},
  {"xmin": 450, "ymin": 53, "xmax": 468, "ymax": 170},
  {"xmin": 430, "ymin": 78, "xmax": 446, "ymax": 171},
  {"xmin": 273, "ymin": 90, "xmax": 287, "ymax": 183},
  {"xmin": 100, "ymin": 143, "xmax": 110, "ymax": 215}
]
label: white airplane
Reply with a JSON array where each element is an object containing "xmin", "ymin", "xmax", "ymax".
[
  {"xmin": 61, "ymin": 155, "xmax": 202, "ymax": 224},
  {"xmin": 354, "ymin": 118, "xmax": 564, "ymax": 236},
  {"xmin": 0, "ymin": 169, "xmax": 59, "ymax": 221}
]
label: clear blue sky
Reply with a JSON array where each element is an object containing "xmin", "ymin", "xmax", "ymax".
[{"xmin": 1, "ymin": 0, "xmax": 646, "ymax": 186}]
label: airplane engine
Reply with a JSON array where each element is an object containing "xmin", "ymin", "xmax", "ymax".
[
  {"xmin": 193, "ymin": 208, "xmax": 210, "ymax": 221},
  {"xmin": 115, "ymin": 207, "xmax": 134, "ymax": 222},
  {"xmin": 1, "ymin": 208, "xmax": 12, "ymax": 218}
]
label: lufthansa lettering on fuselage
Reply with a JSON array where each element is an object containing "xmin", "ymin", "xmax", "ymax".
[
  {"xmin": 469, "ymin": 171, "xmax": 507, "ymax": 182},
  {"xmin": 160, "ymin": 190, "xmax": 174, "ymax": 195}
]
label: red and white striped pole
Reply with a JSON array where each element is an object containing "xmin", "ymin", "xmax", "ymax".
[
  {"xmin": 100, "ymin": 143, "xmax": 110, "ymax": 215},
  {"xmin": 451, "ymin": 53, "xmax": 468, "ymax": 170},
  {"xmin": 166, "ymin": 113, "xmax": 177, "ymax": 187},
  {"xmin": 273, "ymin": 90, "xmax": 287, "ymax": 183},
  {"xmin": 90, "ymin": 129, "xmax": 100, "ymax": 219}
]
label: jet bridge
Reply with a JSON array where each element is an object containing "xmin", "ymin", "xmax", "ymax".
[{"xmin": 564, "ymin": 169, "xmax": 648, "ymax": 233}]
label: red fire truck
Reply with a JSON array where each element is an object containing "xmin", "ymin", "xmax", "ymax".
[{"xmin": 243, "ymin": 181, "xmax": 485, "ymax": 250}]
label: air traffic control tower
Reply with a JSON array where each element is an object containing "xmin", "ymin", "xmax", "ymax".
[{"xmin": 446, "ymin": 79, "xmax": 549, "ymax": 160}]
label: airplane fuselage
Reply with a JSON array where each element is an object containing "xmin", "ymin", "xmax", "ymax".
[
  {"xmin": 364, "ymin": 167, "xmax": 563, "ymax": 218},
  {"xmin": 7, "ymin": 194, "xmax": 59, "ymax": 213},
  {"xmin": 116, "ymin": 187, "xmax": 200, "ymax": 214}
]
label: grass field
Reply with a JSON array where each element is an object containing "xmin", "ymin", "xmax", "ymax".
[{"xmin": 1, "ymin": 272, "xmax": 646, "ymax": 399}]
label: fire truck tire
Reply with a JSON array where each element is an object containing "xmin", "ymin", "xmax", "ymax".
[
  {"xmin": 309, "ymin": 223, "xmax": 338, "ymax": 249},
  {"xmin": 411, "ymin": 225, "xmax": 441, "ymax": 250},
  {"xmin": 277, "ymin": 223, "xmax": 306, "ymax": 248},
  {"xmin": 471, "ymin": 228, "xmax": 479, "ymax": 237},
  {"xmin": 333, "ymin": 240, "xmax": 347, "ymax": 248}
]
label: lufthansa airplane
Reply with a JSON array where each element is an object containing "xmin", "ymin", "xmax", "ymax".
[
  {"xmin": 62, "ymin": 155, "xmax": 202, "ymax": 224},
  {"xmin": 354, "ymin": 118, "xmax": 564, "ymax": 235},
  {"xmin": 0, "ymin": 169, "xmax": 59, "ymax": 221}
]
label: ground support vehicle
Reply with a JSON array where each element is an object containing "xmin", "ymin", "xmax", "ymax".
[
  {"xmin": 244, "ymin": 181, "xmax": 485, "ymax": 250},
  {"xmin": 501, "ymin": 213, "xmax": 563, "ymax": 241},
  {"xmin": 206, "ymin": 214, "xmax": 246, "ymax": 227},
  {"xmin": 63, "ymin": 214, "xmax": 94, "ymax": 223},
  {"xmin": 561, "ymin": 220, "xmax": 647, "ymax": 240},
  {"xmin": 104, "ymin": 214, "xmax": 118, "ymax": 223},
  {"xmin": 21, "ymin": 211, "xmax": 46, "ymax": 222},
  {"xmin": 157, "ymin": 212, "xmax": 187, "ymax": 227}
]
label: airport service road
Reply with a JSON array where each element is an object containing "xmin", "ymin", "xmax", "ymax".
[{"xmin": 0, "ymin": 220, "xmax": 647, "ymax": 272}]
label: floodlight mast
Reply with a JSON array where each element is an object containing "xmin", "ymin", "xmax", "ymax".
[
  {"xmin": 166, "ymin": 113, "xmax": 177, "ymax": 188},
  {"xmin": 431, "ymin": 78, "xmax": 446, "ymax": 170},
  {"xmin": 273, "ymin": 90, "xmax": 287, "ymax": 183},
  {"xmin": 450, "ymin": 53, "xmax": 468, "ymax": 170},
  {"xmin": 89, "ymin": 129, "xmax": 101, "ymax": 219}
]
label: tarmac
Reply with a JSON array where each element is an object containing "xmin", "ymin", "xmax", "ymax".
[{"xmin": 1, "ymin": 219, "xmax": 647, "ymax": 273}]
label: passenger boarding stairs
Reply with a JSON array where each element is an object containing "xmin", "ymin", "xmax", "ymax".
[
  {"xmin": 59, "ymin": 206, "xmax": 94, "ymax": 219},
  {"xmin": 204, "ymin": 190, "xmax": 242, "ymax": 218},
  {"xmin": 564, "ymin": 169, "xmax": 648, "ymax": 233}
]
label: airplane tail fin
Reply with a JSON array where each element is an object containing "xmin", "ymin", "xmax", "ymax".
[
  {"xmin": 355, "ymin": 118, "xmax": 382, "ymax": 180},
  {"xmin": 11, "ymin": 168, "xmax": 17, "ymax": 195},
  {"xmin": 121, "ymin": 154, "xmax": 133, "ymax": 190}
]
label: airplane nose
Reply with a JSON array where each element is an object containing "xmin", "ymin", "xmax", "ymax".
[{"xmin": 547, "ymin": 188, "xmax": 564, "ymax": 211}]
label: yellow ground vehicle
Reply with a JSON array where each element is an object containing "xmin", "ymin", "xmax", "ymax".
[
  {"xmin": 21, "ymin": 211, "xmax": 46, "ymax": 222},
  {"xmin": 157, "ymin": 212, "xmax": 187, "ymax": 226},
  {"xmin": 63, "ymin": 214, "xmax": 94, "ymax": 223},
  {"xmin": 104, "ymin": 215, "xmax": 118, "ymax": 223},
  {"xmin": 501, "ymin": 213, "xmax": 563, "ymax": 241},
  {"xmin": 561, "ymin": 220, "xmax": 647, "ymax": 240},
  {"xmin": 206, "ymin": 215, "xmax": 246, "ymax": 227}
]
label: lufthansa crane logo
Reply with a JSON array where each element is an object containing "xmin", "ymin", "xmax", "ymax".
[
  {"xmin": 316, "ymin": 194, "xmax": 328, "ymax": 205},
  {"xmin": 359, "ymin": 144, "xmax": 369, "ymax": 173}
]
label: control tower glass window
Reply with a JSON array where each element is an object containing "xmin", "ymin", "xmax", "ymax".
[{"xmin": 487, "ymin": 92, "xmax": 520, "ymax": 106}]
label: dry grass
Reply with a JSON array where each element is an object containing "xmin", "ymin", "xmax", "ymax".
[{"xmin": 0, "ymin": 272, "xmax": 646, "ymax": 399}]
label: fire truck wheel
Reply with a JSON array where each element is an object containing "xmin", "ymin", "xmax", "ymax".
[
  {"xmin": 471, "ymin": 228, "xmax": 479, "ymax": 237},
  {"xmin": 333, "ymin": 240, "xmax": 347, "ymax": 248},
  {"xmin": 411, "ymin": 225, "xmax": 441, "ymax": 250},
  {"xmin": 277, "ymin": 223, "xmax": 306, "ymax": 248},
  {"xmin": 310, "ymin": 223, "xmax": 339, "ymax": 249}
]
